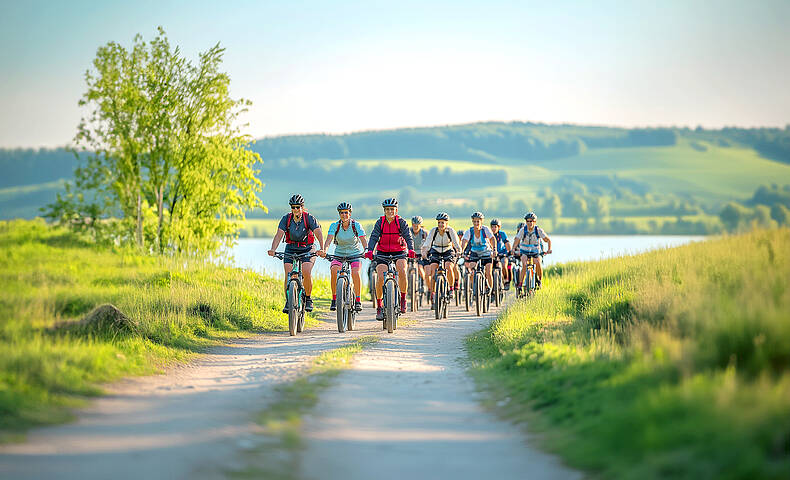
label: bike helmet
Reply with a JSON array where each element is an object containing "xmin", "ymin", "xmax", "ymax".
[
  {"xmin": 516, "ymin": 222, "xmax": 525, "ymax": 232},
  {"xmin": 289, "ymin": 194, "xmax": 304, "ymax": 206},
  {"xmin": 471, "ymin": 211, "xmax": 484, "ymax": 220},
  {"xmin": 337, "ymin": 202, "xmax": 352, "ymax": 212},
  {"xmin": 435, "ymin": 212, "xmax": 449, "ymax": 221},
  {"xmin": 382, "ymin": 197, "xmax": 398, "ymax": 207},
  {"xmin": 524, "ymin": 212, "xmax": 537, "ymax": 221},
  {"xmin": 490, "ymin": 218, "xmax": 501, "ymax": 226},
  {"xmin": 411, "ymin": 215, "xmax": 423, "ymax": 224}
]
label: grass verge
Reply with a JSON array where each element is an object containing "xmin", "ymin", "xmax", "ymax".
[
  {"xmin": 468, "ymin": 228, "xmax": 790, "ymax": 479},
  {"xmin": 0, "ymin": 219, "xmax": 329, "ymax": 441},
  {"xmin": 228, "ymin": 335, "xmax": 379, "ymax": 479}
]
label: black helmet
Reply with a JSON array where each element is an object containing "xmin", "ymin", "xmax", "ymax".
[
  {"xmin": 382, "ymin": 197, "xmax": 398, "ymax": 207},
  {"xmin": 516, "ymin": 222, "xmax": 525, "ymax": 232},
  {"xmin": 471, "ymin": 211, "xmax": 484, "ymax": 220},
  {"xmin": 435, "ymin": 212, "xmax": 449, "ymax": 221},
  {"xmin": 411, "ymin": 215, "xmax": 423, "ymax": 224},
  {"xmin": 289, "ymin": 194, "xmax": 304, "ymax": 206},
  {"xmin": 524, "ymin": 212, "xmax": 537, "ymax": 221},
  {"xmin": 337, "ymin": 202, "xmax": 352, "ymax": 212},
  {"xmin": 490, "ymin": 218, "xmax": 501, "ymax": 226}
]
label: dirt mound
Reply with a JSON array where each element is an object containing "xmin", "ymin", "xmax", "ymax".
[{"xmin": 55, "ymin": 304, "xmax": 139, "ymax": 336}]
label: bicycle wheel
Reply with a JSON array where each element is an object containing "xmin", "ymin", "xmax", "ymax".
[
  {"xmin": 464, "ymin": 273, "xmax": 471, "ymax": 311},
  {"xmin": 287, "ymin": 281, "xmax": 298, "ymax": 336},
  {"xmin": 297, "ymin": 289, "xmax": 305, "ymax": 332},
  {"xmin": 474, "ymin": 274, "xmax": 482, "ymax": 316},
  {"xmin": 369, "ymin": 266, "xmax": 377, "ymax": 308},
  {"xmin": 409, "ymin": 268, "xmax": 417, "ymax": 312},
  {"xmin": 347, "ymin": 280, "xmax": 356, "ymax": 331},
  {"xmin": 434, "ymin": 275, "xmax": 444, "ymax": 319},
  {"xmin": 493, "ymin": 270, "xmax": 501, "ymax": 307},
  {"xmin": 385, "ymin": 280, "xmax": 395, "ymax": 333},
  {"xmin": 484, "ymin": 282, "xmax": 490, "ymax": 313},
  {"xmin": 336, "ymin": 276, "xmax": 348, "ymax": 333},
  {"xmin": 442, "ymin": 279, "xmax": 449, "ymax": 319}
]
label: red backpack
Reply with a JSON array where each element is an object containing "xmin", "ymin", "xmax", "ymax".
[{"xmin": 285, "ymin": 212, "xmax": 315, "ymax": 247}]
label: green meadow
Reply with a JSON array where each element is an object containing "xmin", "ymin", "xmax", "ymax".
[
  {"xmin": 0, "ymin": 219, "xmax": 328, "ymax": 440},
  {"xmin": 469, "ymin": 228, "xmax": 790, "ymax": 479}
]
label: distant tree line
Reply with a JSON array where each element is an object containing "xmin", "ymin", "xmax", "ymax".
[
  {"xmin": 719, "ymin": 184, "xmax": 790, "ymax": 231},
  {"xmin": 0, "ymin": 148, "xmax": 78, "ymax": 188}
]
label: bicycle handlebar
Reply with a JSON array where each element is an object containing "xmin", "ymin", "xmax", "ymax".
[
  {"xmin": 273, "ymin": 252, "xmax": 315, "ymax": 262},
  {"xmin": 324, "ymin": 254, "xmax": 364, "ymax": 262}
]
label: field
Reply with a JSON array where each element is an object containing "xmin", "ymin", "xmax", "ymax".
[
  {"xmin": 468, "ymin": 228, "xmax": 790, "ymax": 479},
  {"xmin": 0, "ymin": 219, "xmax": 328, "ymax": 439}
]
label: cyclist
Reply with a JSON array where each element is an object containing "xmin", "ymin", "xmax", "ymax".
[
  {"xmin": 512, "ymin": 212, "xmax": 553, "ymax": 289},
  {"xmin": 410, "ymin": 216, "xmax": 429, "ymax": 294},
  {"xmin": 460, "ymin": 211, "xmax": 497, "ymax": 294},
  {"xmin": 364, "ymin": 198, "xmax": 416, "ymax": 319},
  {"xmin": 320, "ymin": 202, "xmax": 368, "ymax": 313},
  {"xmin": 268, "ymin": 194, "xmax": 324, "ymax": 313},
  {"xmin": 421, "ymin": 212, "xmax": 462, "ymax": 301},
  {"xmin": 489, "ymin": 218, "xmax": 512, "ymax": 289}
]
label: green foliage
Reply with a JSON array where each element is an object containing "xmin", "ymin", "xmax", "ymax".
[
  {"xmin": 469, "ymin": 229, "xmax": 790, "ymax": 478},
  {"xmin": 0, "ymin": 220, "xmax": 321, "ymax": 438},
  {"xmin": 42, "ymin": 28, "xmax": 264, "ymax": 254}
]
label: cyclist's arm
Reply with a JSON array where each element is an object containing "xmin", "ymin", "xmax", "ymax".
[
  {"xmin": 421, "ymin": 227, "xmax": 433, "ymax": 258},
  {"xmin": 269, "ymin": 229, "xmax": 286, "ymax": 253},
  {"xmin": 450, "ymin": 228, "xmax": 462, "ymax": 252},
  {"xmin": 313, "ymin": 226, "xmax": 325, "ymax": 252},
  {"xmin": 359, "ymin": 235, "xmax": 368, "ymax": 251},
  {"xmin": 399, "ymin": 218, "xmax": 414, "ymax": 251},
  {"xmin": 512, "ymin": 234, "xmax": 521, "ymax": 251},
  {"xmin": 544, "ymin": 235, "xmax": 552, "ymax": 253},
  {"xmin": 366, "ymin": 219, "xmax": 382, "ymax": 252}
]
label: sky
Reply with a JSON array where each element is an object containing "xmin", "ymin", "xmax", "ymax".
[{"xmin": 1, "ymin": 0, "xmax": 789, "ymax": 148}]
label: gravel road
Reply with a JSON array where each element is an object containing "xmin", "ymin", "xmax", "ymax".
[{"xmin": 0, "ymin": 295, "xmax": 578, "ymax": 480}]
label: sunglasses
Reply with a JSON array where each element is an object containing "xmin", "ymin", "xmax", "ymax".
[{"xmin": 290, "ymin": 206, "xmax": 302, "ymax": 210}]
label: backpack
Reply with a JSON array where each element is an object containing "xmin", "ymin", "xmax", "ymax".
[
  {"xmin": 332, "ymin": 220, "xmax": 360, "ymax": 244},
  {"xmin": 285, "ymin": 212, "xmax": 315, "ymax": 247}
]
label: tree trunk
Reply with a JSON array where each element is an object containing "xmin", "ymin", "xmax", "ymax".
[
  {"xmin": 136, "ymin": 191, "xmax": 143, "ymax": 248},
  {"xmin": 157, "ymin": 185, "xmax": 164, "ymax": 253}
]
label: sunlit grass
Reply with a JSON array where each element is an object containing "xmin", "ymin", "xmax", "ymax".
[
  {"xmin": 469, "ymin": 228, "xmax": 790, "ymax": 479},
  {"xmin": 0, "ymin": 219, "xmax": 328, "ymax": 438}
]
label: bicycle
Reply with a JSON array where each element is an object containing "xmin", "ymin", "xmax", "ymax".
[
  {"xmin": 492, "ymin": 253, "xmax": 506, "ymax": 307},
  {"xmin": 517, "ymin": 251, "xmax": 550, "ymax": 299},
  {"xmin": 458, "ymin": 258, "xmax": 472, "ymax": 312},
  {"xmin": 367, "ymin": 259, "xmax": 377, "ymax": 308},
  {"xmin": 273, "ymin": 252, "xmax": 313, "ymax": 336},
  {"xmin": 511, "ymin": 254, "xmax": 522, "ymax": 297},
  {"xmin": 376, "ymin": 252, "xmax": 407, "ymax": 333},
  {"xmin": 407, "ymin": 258, "xmax": 422, "ymax": 312},
  {"xmin": 325, "ymin": 254, "xmax": 363, "ymax": 333},
  {"xmin": 468, "ymin": 253, "xmax": 491, "ymax": 316},
  {"xmin": 430, "ymin": 255, "xmax": 450, "ymax": 319}
]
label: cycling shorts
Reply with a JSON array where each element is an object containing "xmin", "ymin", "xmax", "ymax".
[
  {"xmin": 429, "ymin": 249, "xmax": 456, "ymax": 265},
  {"xmin": 467, "ymin": 251, "xmax": 493, "ymax": 266},
  {"xmin": 375, "ymin": 251, "xmax": 407, "ymax": 267}
]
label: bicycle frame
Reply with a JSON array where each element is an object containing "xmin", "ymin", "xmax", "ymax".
[
  {"xmin": 274, "ymin": 251, "xmax": 313, "ymax": 335},
  {"xmin": 326, "ymin": 254, "xmax": 363, "ymax": 332},
  {"xmin": 376, "ymin": 253, "xmax": 407, "ymax": 333}
]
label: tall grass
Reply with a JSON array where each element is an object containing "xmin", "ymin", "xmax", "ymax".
[
  {"xmin": 469, "ymin": 228, "xmax": 790, "ymax": 479},
  {"xmin": 0, "ymin": 219, "xmax": 327, "ymax": 438}
]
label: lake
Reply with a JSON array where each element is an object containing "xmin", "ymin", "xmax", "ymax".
[{"xmin": 230, "ymin": 235, "xmax": 706, "ymax": 280}]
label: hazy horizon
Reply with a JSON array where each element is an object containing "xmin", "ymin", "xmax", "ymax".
[{"xmin": 2, "ymin": 0, "xmax": 789, "ymax": 148}]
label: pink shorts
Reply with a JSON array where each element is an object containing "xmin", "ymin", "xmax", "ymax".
[{"xmin": 331, "ymin": 260, "xmax": 360, "ymax": 269}]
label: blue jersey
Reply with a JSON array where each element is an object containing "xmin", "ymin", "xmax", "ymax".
[{"xmin": 493, "ymin": 230, "xmax": 509, "ymax": 254}]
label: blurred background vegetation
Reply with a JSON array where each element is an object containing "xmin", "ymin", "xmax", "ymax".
[{"xmin": 3, "ymin": 122, "xmax": 790, "ymax": 235}]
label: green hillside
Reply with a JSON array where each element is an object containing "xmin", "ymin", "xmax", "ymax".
[{"xmin": 3, "ymin": 122, "xmax": 790, "ymax": 234}]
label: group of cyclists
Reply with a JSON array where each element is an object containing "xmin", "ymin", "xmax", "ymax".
[{"xmin": 268, "ymin": 194, "xmax": 552, "ymax": 321}]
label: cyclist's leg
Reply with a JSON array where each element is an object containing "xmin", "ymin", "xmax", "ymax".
[
  {"xmin": 425, "ymin": 262, "xmax": 435, "ymax": 294},
  {"xmin": 535, "ymin": 256, "xmax": 543, "ymax": 281},
  {"xmin": 520, "ymin": 256, "xmax": 528, "ymax": 285},
  {"xmin": 396, "ymin": 258, "xmax": 408, "ymax": 292},
  {"xmin": 330, "ymin": 264, "xmax": 340, "ymax": 296},
  {"xmin": 351, "ymin": 264, "xmax": 362, "ymax": 297},
  {"xmin": 484, "ymin": 259, "xmax": 493, "ymax": 289},
  {"xmin": 502, "ymin": 256, "xmax": 509, "ymax": 282},
  {"xmin": 375, "ymin": 263, "xmax": 387, "ymax": 299},
  {"xmin": 444, "ymin": 259, "xmax": 455, "ymax": 287},
  {"xmin": 302, "ymin": 260, "xmax": 314, "ymax": 296}
]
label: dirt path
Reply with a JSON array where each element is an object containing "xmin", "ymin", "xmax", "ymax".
[
  {"xmin": 298, "ymin": 301, "xmax": 580, "ymax": 480},
  {"xmin": 0, "ymin": 313, "xmax": 372, "ymax": 480},
  {"xmin": 0, "ymin": 297, "xmax": 578, "ymax": 480}
]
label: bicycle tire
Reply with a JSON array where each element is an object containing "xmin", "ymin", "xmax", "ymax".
[
  {"xmin": 493, "ymin": 270, "xmax": 501, "ymax": 307},
  {"xmin": 442, "ymin": 279, "xmax": 449, "ymax": 319},
  {"xmin": 287, "ymin": 281, "xmax": 298, "ymax": 336},
  {"xmin": 474, "ymin": 274, "xmax": 482, "ymax": 316},
  {"xmin": 336, "ymin": 276, "xmax": 348, "ymax": 333},
  {"xmin": 385, "ymin": 280, "xmax": 395, "ymax": 333},
  {"xmin": 409, "ymin": 268, "xmax": 417, "ymax": 312},
  {"xmin": 369, "ymin": 266, "xmax": 377, "ymax": 308},
  {"xmin": 297, "ymin": 289, "xmax": 305, "ymax": 333},
  {"xmin": 464, "ymin": 273, "xmax": 471, "ymax": 311},
  {"xmin": 434, "ymin": 275, "xmax": 444, "ymax": 319}
]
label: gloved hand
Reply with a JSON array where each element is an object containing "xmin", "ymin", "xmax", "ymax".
[
  {"xmin": 365, "ymin": 250, "xmax": 374, "ymax": 260},
  {"xmin": 408, "ymin": 250, "xmax": 416, "ymax": 259}
]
